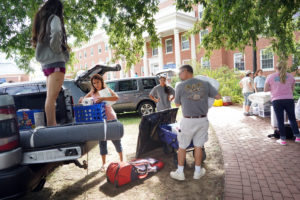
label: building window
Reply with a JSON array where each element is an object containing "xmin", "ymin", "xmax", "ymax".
[
  {"xmin": 152, "ymin": 48, "xmax": 158, "ymax": 56},
  {"xmin": 199, "ymin": 29, "xmax": 209, "ymax": 44},
  {"xmin": 91, "ymin": 47, "xmax": 93, "ymax": 56},
  {"xmin": 165, "ymin": 38, "xmax": 173, "ymax": 54},
  {"xmin": 84, "ymin": 50, "xmax": 87, "ymax": 58},
  {"xmin": 260, "ymin": 49, "xmax": 274, "ymax": 70},
  {"xmin": 98, "ymin": 59, "xmax": 103, "ymax": 64},
  {"xmin": 198, "ymin": 4, "xmax": 204, "ymax": 19},
  {"xmin": 105, "ymin": 43, "xmax": 109, "ymax": 52},
  {"xmin": 106, "ymin": 57, "xmax": 109, "ymax": 64},
  {"xmin": 234, "ymin": 53, "xmax": 245, "ymax": 71},
  {"xmin": 201, "ymin": 57, "xmax": 210, "ymax": 68},
  {"xmin": 98, "ymin": 45, "xmax": 102, "ymax": 54},
  {"xmin": 91, "ymin": 60, "xmax": 94, "ymax": 68},
  {"xmin": 79, "ymin": 52, "xmax": 82, "ymax": 59},
  {"xmin": 181, "ymin": 35, "xmax": 190, "ymax": 50},
  {"xmin": 85, "ymin": 63, "xmax": 87, "ymax": 69}
]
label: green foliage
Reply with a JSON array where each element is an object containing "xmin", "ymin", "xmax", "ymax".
[
  {"xmin": 176, "ymin": 0, "xmax": 300, "ymax": 70},
  {"xmin": 294, "ymin": 85, "xmax": 300, "ymax": 100},
  {"xmin": 197, "ymin": 66, "xmax": 244, "ymax": 104},
  {"xmin": 0, "ymin": 0, "xmax": 160, "ymax": 73}
]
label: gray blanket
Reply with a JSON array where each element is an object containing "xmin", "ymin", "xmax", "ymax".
[{"xmin": 20, "ymin": 120, "xmax": 124, "ymax": 149}]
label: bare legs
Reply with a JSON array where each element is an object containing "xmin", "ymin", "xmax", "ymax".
[
  {"xmin": 45, "ymin": 71, "xmax": 64, "ymax": 126},
  {"xmin": 177, "ymin": 146, "xmax": 202, "ymax": 166}
]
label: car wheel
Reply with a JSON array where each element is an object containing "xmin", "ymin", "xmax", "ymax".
[{"xmin": 138, "ymin": 101, "xmax": 155, "ymax": 115}]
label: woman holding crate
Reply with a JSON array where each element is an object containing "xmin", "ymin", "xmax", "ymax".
[{"xmin": 79, "ymin": 74, "xmax": 123, "ymax": 172}]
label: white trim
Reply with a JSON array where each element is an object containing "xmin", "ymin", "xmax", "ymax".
[
  {"xmin": 233, "ymin": 53, "xmax": 245, "ymax": 71},
  {"xmin": 165, "ymin": 38, "xmax": 173, "ymax": 54},
  {"xmin": 182, "ymin": 59, "xmax": 191, "ymax": 65},
  {"xmin": 260, "ymin": 49, "xmax": 274, "ymax": 71},
  {"xmin": 181, "ymin": 35, "xmax": 190, "ymax": 51}
]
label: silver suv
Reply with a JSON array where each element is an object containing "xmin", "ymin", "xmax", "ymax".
[{"xmin": 106, "ymin": 77, "xmax": 159, "ymax": 115}]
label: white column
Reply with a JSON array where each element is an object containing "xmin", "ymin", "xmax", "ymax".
[
  {"xmin": 158, "ymin": 37, "xmax": 164, "ymax": 70},
  {"xmin": 130, "ymin": 65, "xmax": 135, "ymax": 77},
  {"xmin": 108, "ymin": 49, "xmax": 112, "ymax": 64},
  {"xmin": 174, "ymin": 29, "xmax": 181, "ymax": 68},
  {"xmin": 191, "ymin": 34, "xmax": 196, "ymax": 61},
  {"xmin": 143, "ymin": 42, "xmax": 149, "ymax": 76}
]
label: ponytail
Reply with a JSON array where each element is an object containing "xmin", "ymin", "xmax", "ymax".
[
  {"xmin": 164, "ymin": 86, "xmax": 170, "ymax": 95},
  {"xmin": 277, "ymin": 61, "xmax": 287, "ymax": 84}
]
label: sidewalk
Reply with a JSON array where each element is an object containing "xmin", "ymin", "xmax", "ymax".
[{"xmin": 208, "ymin": 106, "xmax": 300, "ymax": 200}]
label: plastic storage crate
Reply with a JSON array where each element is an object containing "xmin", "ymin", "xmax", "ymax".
[
  {"xmin": 17, "ymin": 109, "xmax": 44, "ymax": 130},
  {"xmin": 73, "ymin": 103, "xmax": 106, "ymax": 123}
]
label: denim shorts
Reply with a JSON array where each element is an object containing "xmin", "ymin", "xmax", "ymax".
[
  {"xmin": 256, "ymin": 88, "xmax": 264, "ymax": 92},
  {"xmin": 99, "ymin": 140, "xmax": 122, "ymax": 155},
  {"xmin": 243, "ymin": 92, "xmax": 253, "ymax": 106}
]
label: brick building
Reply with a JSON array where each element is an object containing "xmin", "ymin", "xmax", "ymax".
[
  {"xmin": 0, "ymin": 63, "xmax": 29, "ymax": 83},
  {"xmin": 72, "ymin": 0, "xmax": 298, "ymax": 80}
]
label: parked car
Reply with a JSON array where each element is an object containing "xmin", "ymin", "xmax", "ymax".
[
  {"xmin": 106, "ymin": 76, "xmax": 159, "ymax": 115},
  {"xmin": 0, "ymin": 65, "xmax": 124, "ymax": 199},
  {"xmin": 0, "ymin": 65, "xmax": 159, "ymax": 116}
]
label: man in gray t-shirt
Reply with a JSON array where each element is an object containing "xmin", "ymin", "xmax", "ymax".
[
  {"xmin": 170, "ymin": 65, "xmax": 221, "ymax": 181},
  {"xmin": 149, "ymin": 76, "xmax": 175, "ymax": 112}
]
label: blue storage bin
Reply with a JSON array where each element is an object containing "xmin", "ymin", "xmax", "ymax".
[
  {"xmin": 73, "ymin": 103, "xmax": 106, "ymax": 123},
  {"xmin": 17, "ymin": 109, "xmax": 43, "ymax": 130},
  {"xmin": 159, "ymin": 124, "xmax": 193, "ymax": 149}
]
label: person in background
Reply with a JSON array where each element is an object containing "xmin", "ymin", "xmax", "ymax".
[
  {"xmin": 170, "ymin": 65, "xmax": 221, "ymax": 181},
  {"xmin": 254, "ymin": 69, "xmax": 266, "ymax": 92},
  {"xmin": 32, "ymin": 0, "xmax": 70, "ymax": 126},
  {"xmin": 149, "ymin": 74, "xmax": 175, "ymax": 112},
  {"xmin": 264, "ymin": 61, "xmax": 300, "ymax": 145},
  {"xmin": 79, "ymin": 74, "xmax": 123, "ymax": 171},
  {"xmin": 135, "ymin": 72, "xmax": 138, "ymax": 77},
  {"xmin": 239, "ymin": 70, "xmax": 254, "ymax": 116}
]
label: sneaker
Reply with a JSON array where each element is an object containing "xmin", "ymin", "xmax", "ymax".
[
  {"xmin": 100, "ymin": 164, "xmax": 107, "ymax": 172},
  {"xmin": 170, "ymin": 170, "xmax": 185, "ymax": 181},
  {"xmin": 276, "ymin": 139, "xmax": 287, "ymax": 145},
  {"xmin": 295, "ymin": 137, "xmax": 300, "ymax": 143},
  {"xmin": 193, "ymin": 168, "xmax": 206, "ymax": 179},
  {"xmin": 244, "ymin": 112, "xmax": 250, "ymax": 116}
]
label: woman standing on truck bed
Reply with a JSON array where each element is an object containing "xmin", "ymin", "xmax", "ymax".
[{"xmin": 32, "ymin": 0, "xmax": 70, "ymax": 126}]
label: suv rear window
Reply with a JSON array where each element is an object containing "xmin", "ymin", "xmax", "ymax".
[
  {"xmin": 106, "ymin": 82, "xmax": 116, "ymax": 91},
  {"xmin": 142, "ymin": 78, "xmax": 157, "ymax": 89},
  {"xmin": 119, "ymin": 80, "xmax": 137, "ymax": 91}
]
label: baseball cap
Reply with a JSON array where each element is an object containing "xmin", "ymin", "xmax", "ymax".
[{"xmin": 245, "ymin": 70, "xmax": 252, "ymax": 75}]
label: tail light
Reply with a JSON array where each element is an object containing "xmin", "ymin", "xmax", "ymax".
[{"xmin": 0, "ymin": 95, "xmax": 19, "ymax": 152}]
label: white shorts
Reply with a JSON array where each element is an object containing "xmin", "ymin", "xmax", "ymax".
[{"xmin": 178, "ymin": 117, "xmax": 209, "ymax": 149}]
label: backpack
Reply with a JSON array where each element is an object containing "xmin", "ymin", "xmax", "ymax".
[
  {"xmin": 106, "ymin": 158, "xmax": 164, "ymax": 187},
  {"xmin": 268, "ymin": 125, "xmax": 295, "ymax": 140}
]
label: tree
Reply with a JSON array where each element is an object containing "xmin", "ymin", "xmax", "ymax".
[
  {"xmin": 0, "ymin": 0, "xmax": 160, "ymax": 73},
  {"xmin": 176, "ymin": 0, "xmax": 300, "ymax": 71}
]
